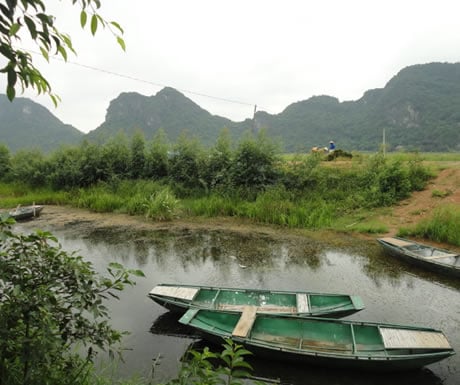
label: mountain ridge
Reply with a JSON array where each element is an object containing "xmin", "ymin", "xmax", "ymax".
[{"xmin": 1, "ymin": 62, "xmax": 460, "ymax": 152}]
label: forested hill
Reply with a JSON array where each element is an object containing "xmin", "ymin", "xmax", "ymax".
[
  {"xmin": 85, "ymin": 87, "xmax": 248, "ymax": 146},
  {"xmin": 88, "ymin": 62, "xmax": 460, "ymax": 152},
  {"xmin": 2, "ymin": 62, "xmax": 460, "ymax": 152},
  {"xmin": 0, "ymin": 96, "xmax": 83, "ymax": 152},
  {"xmin": 255, "ymin": 62, "xmax": 460, "ymax": 152}
]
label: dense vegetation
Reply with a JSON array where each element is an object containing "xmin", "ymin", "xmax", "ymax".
[
  {"xmin": 2, "ymin": 63, "xmax": 460, "ymax": 153},
  {"xmin": 0, "ymin": 130, "xmax": 434, "ymax": 234}
]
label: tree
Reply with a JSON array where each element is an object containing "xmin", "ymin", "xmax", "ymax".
[
  {"xmin": 130, "ymin": 130, "xmax": 146, "ymax": 179},
  {"xmin": 0, "ymin": 143, "xmax": 11, "ymax": 179},
  {"xmin": 0, "ymin": 0, "xmax": 125, "ymax": 103}
]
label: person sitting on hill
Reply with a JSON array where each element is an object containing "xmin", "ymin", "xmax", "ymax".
[{"xmin": 328, "ymin": 141, "xmax": 336, "ymax": 152}]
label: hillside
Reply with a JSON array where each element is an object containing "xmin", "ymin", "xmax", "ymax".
[
  {"xmin": 2, "ymin": 62, "xmax": 460, "ymax": 153},
  {"xmin": 85, "ymin": 87, "xmax": 248, "ymax": 146},
  {"xmin": 88, "ymin": 62, "xmax": 460, "ymax": 152},
  {"xmin": 0, "ymin": 96, "xmax": 83, "ymax": 152}
]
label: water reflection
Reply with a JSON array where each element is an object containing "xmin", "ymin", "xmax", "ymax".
[{"xmin": 14, "ymin": 222, "xmax": 460, "ymax": 385}]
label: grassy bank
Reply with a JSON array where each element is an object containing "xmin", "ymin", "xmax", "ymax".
[{"xmin": 1, "ymin": 153, "xmax": 440, "ymax": 235}]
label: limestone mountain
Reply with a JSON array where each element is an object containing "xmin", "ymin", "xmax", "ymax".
[
  {"xmin": 0, "ymin": 95, "xmax": 83, "ymax": 152},
  {"xmin": 255, "ymin": 62, "xmax": 460, "ymax": 152},
  {"xmin": 86, "ymin": 87, "xmax": 247, "ymax": 146},
  {"xmin": 2, "ymin": 62, "xmax": 460, "ymax": 153}
]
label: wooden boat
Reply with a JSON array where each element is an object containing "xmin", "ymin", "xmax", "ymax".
[
  {"xmin": 378, "ymin": 237, "xmax": 460, "ymax": 279},
  {"xmin": 179, "ymin": 307, "xmax": 455, "ymax": 371},
  {"xmin": 8, "ymin": 204, "xmax": 44, "ymax": 221},
  {"xmin": 149, "ymin": 283, "xmax": 364, "ymax": 318}
]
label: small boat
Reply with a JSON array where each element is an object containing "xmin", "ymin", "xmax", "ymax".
[
  {"xmin": 377, "ymin": 237, "xmax": 460, "ymax": 279},
  {"xmin": 8, "ymin": 204, "xmax": 44, "ymax": 221},
  {"xmin": 179, "ymin": 307, "xmax": 455, "ymax": 371},
  {"xmin": 149, "ymin": 283, "xmax": 364, "ymax": 318}
]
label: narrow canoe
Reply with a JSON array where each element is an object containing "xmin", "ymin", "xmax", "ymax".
[
  {"xmin": 8, "ymin": 205, "xmax": 44, "ymax": 221},
  {"xmin": 378, "ymin": 237, "xmax": 460, "ymax": 279},
  {"xmin": 179, "ymin": 307, "xmax": 455, "ymax": 371},
  {"xmin": 148, "ymin": 283, "xmax": 364, "ymax": 318}
]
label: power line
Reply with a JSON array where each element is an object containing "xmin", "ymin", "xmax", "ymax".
[{"xmin": 26, "ymin": 49, "xmax": 259, "ymax": 110}]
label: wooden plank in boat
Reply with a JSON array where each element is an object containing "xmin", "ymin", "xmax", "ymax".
[
  {"xmin": 423, "ymin": 253, "xmax": 459, "ymax": 260},
  {"xmin": 380, "ymin": 237, "xmax": 414, "ymax": 247},
  {"xmin": 150, "ymin": 286, "xmax": 199, "ymax": 300},
  {"xmin": 380, "ymin": 328, "xmax": 451, "ymax": 349},
  {"xmin": 296, "ymin": 293, "xmax": 309, "ymax": 313},
  {"xmin": 218, "ymin": 304, "xmax": 296, "ymax": 313},
  {"xmin": 232, "ymin": 306, "xmax": 257, "ymax": 338}
]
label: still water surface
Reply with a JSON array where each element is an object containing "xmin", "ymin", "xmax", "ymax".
[{"xmin": 16, "ymin": 222, "xmax": 460, "ymax": 385}]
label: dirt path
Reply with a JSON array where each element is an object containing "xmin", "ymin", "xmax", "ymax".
[{"xmin": 380, "ymin": 163, "xmax": 460, "ymax": 236}]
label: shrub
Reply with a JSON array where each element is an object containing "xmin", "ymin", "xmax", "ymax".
[{"xmin": 0, "ymin": 219, "xmax": 144, "ymax": 385}]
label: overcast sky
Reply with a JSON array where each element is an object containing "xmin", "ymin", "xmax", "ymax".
[{"xmin": 4, "ymin": 0, "xmax": 460, "ymax": 133}]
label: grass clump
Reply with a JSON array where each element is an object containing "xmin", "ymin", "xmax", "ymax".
[{"xmin": 397, "ymin": 204, "xmax": 460, "ymax": 246}]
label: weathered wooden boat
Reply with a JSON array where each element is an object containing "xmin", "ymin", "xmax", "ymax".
[
  {"xmin": 148, "ymin": 283, "xmax": 364, "ymax": 318},
  {"xmin": 179, "ymin": 307, "xmax": 455, "ymax": 371},
  {"xmin": 8, "ymin": 205, "xmax": 44, "ymax": 221},
  {"xmin": 378, "ymin": 237, "xmax": 460, "ymax": 279}
]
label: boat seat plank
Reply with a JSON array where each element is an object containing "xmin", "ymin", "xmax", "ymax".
[
  {"xmin": 232, "ymin": 306, "xmax": 258, "ymax": 338},
  {"xmin": 150, "ymin": 286, "xmax": 199, "ymax": 300},
  {"xmin": 380, "ymin": 237, "xmax": 414, "ymax": 247},
  {"xmin": 296, "ymin": 293, "xmax": 310, "ymax": 313},
  {"xmin": 380, "ymin": 328, "xmax": 451, "ymax": 349},
  {"xmin": 218, "ymin": 304, "xmax": 296, "ymax": 313},
  {"xmin": 424, "ymin": 253, "xmax": 459, "ymax": 260}
]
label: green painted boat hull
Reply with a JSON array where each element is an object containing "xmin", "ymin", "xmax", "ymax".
[
  {"xmin": 179, "ymin": 308, "xmax": 455, "ymax": 371},
  {"xmin": 149, "ymin": 283, "xmax": 364, "ymax": 317}
]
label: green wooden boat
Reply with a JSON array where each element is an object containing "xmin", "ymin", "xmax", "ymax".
[
  {"xmin": 148, "ymin": 283, "xmax": 364, "ymax": 318},
  {"xmin": 179, "ymin": 307, "xmax": 455, "ymax": 371}
]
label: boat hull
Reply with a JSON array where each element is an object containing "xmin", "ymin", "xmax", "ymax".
[
  {"xmin": 9, "ymin": 205, "xmax": 44, "ymax": 221},
  {"xmin": 179, "ymin": 308, "xmax": 455, "ymax": 372},
  {"xmin": 378, "ymin": 237, "xmax": 460, "ymax": 279},
  {"xmin": 149, "ymin": 283, "xmax": 364, "ymax": 318}
]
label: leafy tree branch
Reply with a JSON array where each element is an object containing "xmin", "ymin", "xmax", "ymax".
[{"xmin": 0, "ymin": 0, "xmax": 125, "ymax": 104}]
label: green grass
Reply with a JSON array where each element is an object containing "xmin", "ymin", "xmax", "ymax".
[{"xmin": 398, "ymin": 204, "xmax": 460, "ymax": 246}]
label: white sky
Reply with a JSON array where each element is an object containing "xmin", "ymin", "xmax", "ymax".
[{"xmin": 3, "ymin": 0, "xmax": 460, "ymax": 133}]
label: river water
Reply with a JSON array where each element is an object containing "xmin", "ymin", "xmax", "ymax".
[{"xmin": 15, "ymin": 221, "xmax": 460, "ymax": 385}]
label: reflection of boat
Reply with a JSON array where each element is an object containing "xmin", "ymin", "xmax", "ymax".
[
  {"xmin": 179, "ymin": 307, "xmax": 455, "ymax": 371},
  {"xmin": 9, "ymin": 205, "xmax": 44, "ymax": 221},
  {"xmin": 378, "ymin": 237, "xmax": 460, "ymax": 279},
  {"xmin": 150, "ymin": 311, "xmax": 200, "ymax": 338},
  {"xmin": 148, "ymin": 283, "xmax": 364, "ymax": 318}
]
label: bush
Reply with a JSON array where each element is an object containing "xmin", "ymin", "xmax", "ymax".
[{"xmin": 0, "ymin": 218, "xmax": 144, "ymax": 385}]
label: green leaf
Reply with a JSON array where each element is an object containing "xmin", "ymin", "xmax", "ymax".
[
  {"xmin": 7, "ymin": 66, "xmax": 16, "ymax": 87},
  {"xmin": 39, "ymin": 46, "xmax": 49, "ymax": 61},
  {"xmin": 6, "ymin": 84, "xmax": 15, "ymax": 100},
  {"xmin": 110, "ymin": 21, "xmax": 124, "ymax": 34},
  {"xmin": 116, "ymin": 36, "xmax": 126, "ymax": 51},
  {"xmin": 108, "ymin": 262, "xmax": 123, "ymax": 269},
  {"xmin": 49, "ymin": 93, "xmax": 60, "ymax": 107},
  {"xmin": 24, "ymin": 16, "xmax": 37, "ymax": 39},
  {"xmin": 90, "ymin": 14, "xmax": 98, "ymax": 35},
  {"xmin": 80, "ymin": 10, "xmax": 87, "ymax": 28},
  {"xmin": 130, "ymin": 269, "xmax": 145, "ymax": 277},
  {"xmin": 57, "ymin": 45, "xmax": 67, "ymax": 61},
  {"xmin": 9, "ymin": 22, "xmax": 20, "ymax": 36}
]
